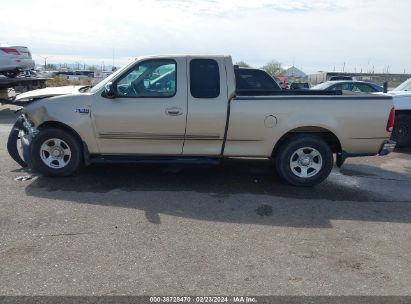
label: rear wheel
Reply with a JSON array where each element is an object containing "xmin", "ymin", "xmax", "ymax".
[
  {"xmin": 392, "ymin": 114, "xmax": 411, "ymax": 148},
  {"xmin": 30, "ymin": 128, "xmax": 82, "ymax": 176},
  {"xmin": 275, "ymin": 135, "xmax": 333, "ymax": 187}
]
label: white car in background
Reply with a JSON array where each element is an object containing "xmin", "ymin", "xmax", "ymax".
[
  {"xmin": 388, "ymin": 78, "xmax": 411, "ymax": 147},
  {"xmin": 0, "ymin": 45, "xmax": 35, "ymax": 77}
]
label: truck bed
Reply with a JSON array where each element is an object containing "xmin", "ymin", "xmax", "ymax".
[{"xmin": 225, "ymin": 93, "xmax": 393, "ymax": 157}]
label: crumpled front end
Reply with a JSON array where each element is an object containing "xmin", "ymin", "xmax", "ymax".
[{"xmin": 7, "ymin": 114, "xmax": 39, "ymax": 167}]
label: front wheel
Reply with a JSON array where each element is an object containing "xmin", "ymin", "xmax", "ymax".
[
  {"xmin": 30, "ymin": 128, "xmax": 83, "ymax": 176},
  {"xmin": 275, "ymin": 135, "xmax": 333, "ymax": 187}
]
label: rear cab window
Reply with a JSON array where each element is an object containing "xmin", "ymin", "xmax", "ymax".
[
  {"xmin": 189, "ymin": 59, "xmax": 220, "ymax": 98},
  {"xmin": 235, "ymin": 69, "xmax": 281, "ymax": 91}
]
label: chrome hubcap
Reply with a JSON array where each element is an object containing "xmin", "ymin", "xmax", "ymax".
[
  {"xmin": 40, "ymin": 138, "xmax": 71, "ymax": 169},
  {"xmin": 290, "ymin": 147, "xmax": 323, "ymax": 178}
]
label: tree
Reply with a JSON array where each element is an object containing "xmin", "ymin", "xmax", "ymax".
[
  {"xmin": 88, "ymin": 66, "xmax": 97, "ymax": 72},
  {"xmin": 261, "ymin": 60, "xmax": 284, "ymax": 77},
  {"xmin": 235, "ymin": 61, "xmax": 251, "ymax": 68}
]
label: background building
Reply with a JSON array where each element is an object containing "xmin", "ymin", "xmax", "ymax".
[{"xmin": 282, "ymin": 66, "xmax": 306, "ymax": 78}]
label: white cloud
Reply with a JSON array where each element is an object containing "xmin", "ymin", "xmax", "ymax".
[{"xmin": 1, "ymin": 0, "xmax": 410, "ymax": 73}]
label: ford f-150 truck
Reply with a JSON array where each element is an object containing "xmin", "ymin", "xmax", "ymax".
[{"xmin": 7, "ymin": 55, "xmax": 396, "ymax": 186}]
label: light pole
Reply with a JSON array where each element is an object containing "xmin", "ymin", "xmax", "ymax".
[{"xmin": 40, "ymin": 56, "xmax": 53, "ymax": 71}]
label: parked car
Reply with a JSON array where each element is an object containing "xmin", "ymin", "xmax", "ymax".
[
  {"xmin": 329, "ymin": 75, "xmax": 353, "ymax": 81},
  {"xmin": 386, "ymin": 78, "xmax": 411, "ymax": 147},
  {"xmin": 311, "ymin": 81, "xmax": 384, "ymax": 93},
  {"xmin": 8, "ymin": 55, "xmax": 395, "ymax": 187},
  {"xmin": 74, "ymin": 70, "xmax": 95, "ymax": 78},
  {"xmin": 289, "ymin": 82, "xmax": 310, "ymax": 90},
  {"xmin": 0, "ymin": 46, "xmax": 35, "ymax": 77},
  {"xmin": 56, "ymin": 70, "xmax": 94, "ymax": 79}
]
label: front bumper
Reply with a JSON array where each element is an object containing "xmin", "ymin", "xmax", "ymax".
[{"xmin": 378, "ymin": 140, "xmax": 396, "ymax": 156}]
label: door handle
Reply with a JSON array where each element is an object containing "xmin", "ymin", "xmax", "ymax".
[{"xmin": 165, "ymin": 107, "xmax": 183, "ymax": 116}]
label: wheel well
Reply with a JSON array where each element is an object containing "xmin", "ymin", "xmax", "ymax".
[
  {"xmin": 37, "ymin": 121, "xmax": 83, "ymax": 147},
  {"xmin": 272, "ymin": 126, "xmax": 342, "ymax": 157}
]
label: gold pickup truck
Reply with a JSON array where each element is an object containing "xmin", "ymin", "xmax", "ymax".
[{"xmin": 7, "ymin": 55, "xmax": 396, "ymax": 186}]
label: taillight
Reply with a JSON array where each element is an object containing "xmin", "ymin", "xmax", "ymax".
[
  {"xmin": 386, "ymin": 107, "xmax": 395, "ymax": 132},
  {"xmin": 0, "ymin": 48, "xmax": 20, "ymax": 55}
]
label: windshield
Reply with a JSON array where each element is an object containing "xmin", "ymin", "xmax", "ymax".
[
  {"xmin": 311, "ymin": 82, "xmax": 331, "ymax": 90},
  {"xmin": 89, "ymin": 60, "xmax": 137, "ymax": 93},
  {"xmin": 393, "ymin": 78, "xmax": 411, "ymax": 91}
]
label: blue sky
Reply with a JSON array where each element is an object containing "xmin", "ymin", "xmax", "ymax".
[{"xmin": 1, "ymin": 0, "xmax": 410, "ymax": 73}]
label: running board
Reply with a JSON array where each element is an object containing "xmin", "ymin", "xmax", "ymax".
[{"xmin": 88, "ymin": 155, "xmax": 221, "ymax": 165}]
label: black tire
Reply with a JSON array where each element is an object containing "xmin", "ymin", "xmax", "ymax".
[
  {"xmin": 30, "ymin": 128, "xmax": 82, "ymax": 176},
  {"xmin": 392, "ymin": 114, "xmax": 411, "ymax": 148},
  {"xmin": 7, "ymin": 120, "xmax": 28, "ymax": 168},
  {"xmin": 275, "ymin": 135, "xmax": 333, "ymax": 187}
]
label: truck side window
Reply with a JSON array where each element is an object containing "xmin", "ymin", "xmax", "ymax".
[
  {"xmin": 116, "ymin": 59, "xmax": 176, "ymax": 98},
  {"xmin": 190, "ymin": 59, "xmax": 220, "ymax": 98}
]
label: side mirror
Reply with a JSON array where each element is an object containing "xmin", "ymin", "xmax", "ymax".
[{"xmin": 104, "ymin": 82, "xmax": 116, "ymax": 99}]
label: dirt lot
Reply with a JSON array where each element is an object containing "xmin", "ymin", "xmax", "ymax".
[{"xmin": 0, "ymin": 105, "xmax": 410, "ymax": 295}]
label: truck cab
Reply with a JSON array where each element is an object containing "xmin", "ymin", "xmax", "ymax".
[{"xmin": 91, "ymin": 55, "xmax": 234, "ymax": 156}]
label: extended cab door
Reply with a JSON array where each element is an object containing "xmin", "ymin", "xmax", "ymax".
[
  {"xmin": 91, "ymin": 57, "xmax": 187, "ymax": 155},
  {"xmin": 183, "ymin": 57, "xmax": 230, "ymax": 155}
]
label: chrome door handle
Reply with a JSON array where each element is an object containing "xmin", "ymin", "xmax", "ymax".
[{"xmin": 165, "ymin": 107, "xmax": 183, "ymax": 116}]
